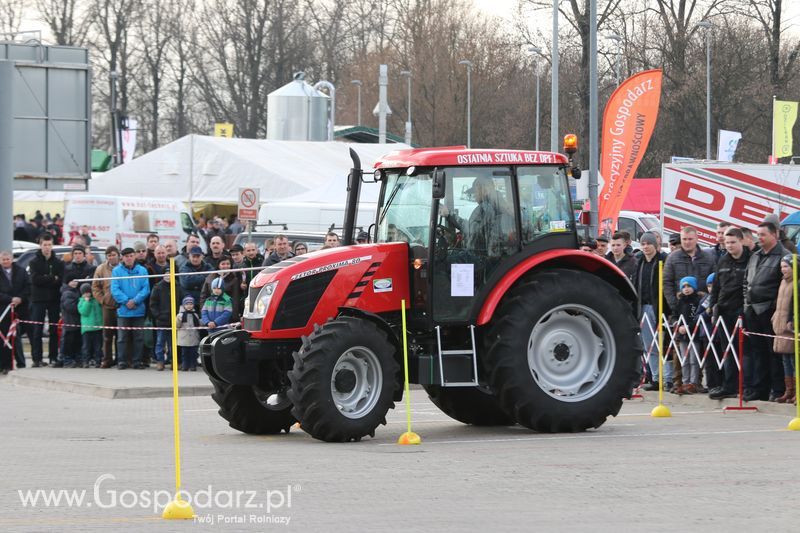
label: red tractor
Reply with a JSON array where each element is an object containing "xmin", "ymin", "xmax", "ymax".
[{"xmin": 200, "ymin": 139, "xmax": 641, "ymax": 442}]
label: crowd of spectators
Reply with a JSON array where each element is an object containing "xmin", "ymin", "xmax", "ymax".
[
  {"xmin": 581, "ymin": 216, "xmax": 797, "ymax": 405},
  {"xmin": 0, "ymin": 225, "xmax": 333, "ymax": 374}
]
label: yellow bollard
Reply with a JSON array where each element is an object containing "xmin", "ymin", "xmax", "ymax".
[
  {"xmin": 788, "ymin": 254, "xmax": 800, "ymax": 431},
  {"xmin": 397, "ymin": 299, "xmax": 421, "ymax": 445},
  {"xmin": 652, "ymin": 259, "xmax": 672, "ymax": 418},
  {"xmin": 162, "ymin": 257, "xmax": 195, "ymax": 519}
]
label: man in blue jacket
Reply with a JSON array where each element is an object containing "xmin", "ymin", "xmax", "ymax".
[{"xmin": 111, "ymin": 247, "xmax": 150, "ymax": 369}]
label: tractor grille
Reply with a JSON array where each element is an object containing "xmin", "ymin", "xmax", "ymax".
[{"xmin": 272, "ymin": 270, "xmax": 337, "ymax": 330}]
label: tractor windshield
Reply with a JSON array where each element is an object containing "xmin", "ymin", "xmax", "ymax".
[{"xmin": 377, "ymin": 171, "xmax": 433, "ymax": 246}]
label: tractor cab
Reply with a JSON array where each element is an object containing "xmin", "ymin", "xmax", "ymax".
[{"xmin": 373, "ymin": 150, "xmax": 577, "ymax": 325}]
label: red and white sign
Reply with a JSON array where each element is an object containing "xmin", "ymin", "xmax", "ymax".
[
  {"xmin": 238, "ymin": 187, "xmax": 260, "ymax": 221},
  {"xmin": 661, "ymin": 163, "xmax": 800, "ymax": 244}
]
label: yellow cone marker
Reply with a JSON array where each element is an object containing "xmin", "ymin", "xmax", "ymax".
[
  {"xmin": 397, "ymin": 299, "xmax": 421, "ymax": 445},
  {"xmin": 652, "ymin": 260, "xmax": 672, "ymax": 418},
  {"xmin": 788, "ymin": 255, "xmax": 800, "ymax": 431},
  {"xmin": 162, "ymin": 258, "xmax": 195, "ymax": 519}
]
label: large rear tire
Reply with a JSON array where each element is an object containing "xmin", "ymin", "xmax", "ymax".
[
  {"xmin": 209, "ymin": 375, "xmax": 296, "ymax": 435},
  {"xmin": 288, "ymin": 317, "xmax": 401, "ymax": 442},
  {"xmin": 423, "ymin": 385, "xmax": 515, "ymax": 426},
  {"xmin": 485, "ymin": 269, "xmax": 640, "ymax": 433}
]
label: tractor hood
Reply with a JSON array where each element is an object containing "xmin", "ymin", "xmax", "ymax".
[{"xmin": 244, "ymin": 242, "xmax": 411, "ymax": 337}]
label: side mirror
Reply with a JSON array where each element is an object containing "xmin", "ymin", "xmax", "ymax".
[{"xmin": 432, "ymin": 169, "xmax": 446, "ymax": 199}]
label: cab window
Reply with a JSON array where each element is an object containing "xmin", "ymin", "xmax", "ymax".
[{"xmin": 517, "ymin": 166, "xmax": 574, "ymax": 245}]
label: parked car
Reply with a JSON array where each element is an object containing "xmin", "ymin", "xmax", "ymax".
[
  {"xmin": 15, "ymin": 245, "xmax": 107, "ymax": 271},
  {"xmin": 232, "ymin": 231, "xmax": 328, "ymax": 256}
]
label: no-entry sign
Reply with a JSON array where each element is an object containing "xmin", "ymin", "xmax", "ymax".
[{"xmin": 238, "ymin": 187, "xmax": 260, "ymax": 221}]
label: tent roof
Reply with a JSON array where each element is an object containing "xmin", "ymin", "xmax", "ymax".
[
  {"xmin": 621, "ymin": 178, "xmax": 660, "ymax": 214},
  {"xmin": 87, "ymin": 135, "xmax": 409, "ymax": 204}
]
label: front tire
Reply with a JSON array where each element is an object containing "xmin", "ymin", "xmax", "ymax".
[
  {"xmin": 288, "ymin": 317, "xmax": 401, "ymax": 442},
  {"xmin": 423, "ymin": 385, "xmax": 515, "ymax": 426},
  {"xmin": 209, "ymin": 375, "xmax": 296, "ymax": 435},
  {"xmin": 485, "ymin": 269, "xmax": 640, "ymax": 433}
]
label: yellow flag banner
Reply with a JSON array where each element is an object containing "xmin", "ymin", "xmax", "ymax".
[
  {"xmin": 774, "ymin": 100, "xmax": 798, "ymax": 159},
  {"xmin": 214, "ymin": 123, "xmax": 234, "ymax": 138}
]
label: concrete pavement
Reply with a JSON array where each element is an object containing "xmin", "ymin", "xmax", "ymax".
[{"xmin": 0, "ymin": 372, "xmax": 797, "ymax": 532}]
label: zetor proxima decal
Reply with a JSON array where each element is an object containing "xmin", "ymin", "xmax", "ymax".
[{"xmin": 290, "ymin": 256, "xmax": 373, "ymax": 281}]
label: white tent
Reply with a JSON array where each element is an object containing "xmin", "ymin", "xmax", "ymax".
[{"xmin": 87, "ymin": 135, "xmax": 409, "ymax": 205}]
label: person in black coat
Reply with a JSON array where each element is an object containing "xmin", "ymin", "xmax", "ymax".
[
  {"xmin": 0, "ymin": 250, "xmax": 30, "ymax": 372},
  {"xmin": 28, "ymin": 234, "xmax": 65, "ymax": 366},
  {"xmin": 149, "ymin": 268, "xmax": 184, "ymax": 370}
]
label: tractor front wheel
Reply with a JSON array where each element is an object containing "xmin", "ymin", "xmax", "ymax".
[
  {"xmin": 288, "ymin": 317, "xmax": 400, "ymax": 442},
  {"xmin": 209, "ymin": 375, "xmax": 296, "ymax": 435},
  {"xmin": 485, "ymin": 269, "xmax": 640, "ymax": 433}
]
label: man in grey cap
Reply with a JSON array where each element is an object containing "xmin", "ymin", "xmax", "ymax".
[{"xmin": 633, "ymin": 232, "xmax": 671, "ymax": 390}]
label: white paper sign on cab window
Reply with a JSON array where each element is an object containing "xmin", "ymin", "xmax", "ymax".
[{"xmin": 451, "ymin": 264, "xmax": 474, "ymax": 297}]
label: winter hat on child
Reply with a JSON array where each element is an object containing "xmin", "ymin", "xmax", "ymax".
[
  {"xmin": 80, "ymin": 283, "xmax": 92, "ymax": 295},
  {"xmin": 182, "ymin": 295, "xmax": 195, "ymax": 305},
  {"xmin": 706, "ymin": 273, "xmax": 715, "ymax": 286},
  {"xmin": 211, "ymin": 277, "xmax": 224, "ymax": 290},
  {"xmin": 679, "ymin": 276, "xmax": 698, "ymax": 291}
]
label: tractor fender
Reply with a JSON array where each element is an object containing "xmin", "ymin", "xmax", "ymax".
[
  {"xmin": 337, "ymin": 306, "xmax": 405, "ymax": 401},
  {"xmin": 476, "ymin": 249, "xmax": 638, "ymax": 326}
]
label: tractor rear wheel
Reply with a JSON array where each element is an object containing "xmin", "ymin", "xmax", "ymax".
[
  {"xmin": 423, "ymin": 385, "xmax": 515, "ymax": 426},
  {"xmin": 485, "ymin": 269, "xmax": 640, "ymax": 433},
  {"xmin": 288, "ymin": 317, "xmax": 400, "ymax": 442},
  {"xmin": 209, "ymin": 375, "xmax": 296, "ymax": 435}
]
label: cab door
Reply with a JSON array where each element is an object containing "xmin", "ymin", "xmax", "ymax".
[{"xmin": 431, "ymin": 167, "xmax": 518, "ymax": 323}]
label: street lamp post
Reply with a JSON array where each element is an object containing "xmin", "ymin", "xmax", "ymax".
[
  {"xmin": 606, "ymin": 33, "xmax": 622, "ymax": 86},
  {"xmin": 350, "ymin": 80, "xmax": 362, "ymax": 126},
  {"xmin": 696, "ymin": 20, "xmax": 713, "ymax": 160},
  {"xmin": 459, "ymin": 60, "xmax": 473, "ymax": 148},
  {"xmin": 551, "ymin": 0, "xmax": 559, "ymax": 152},
  {"xmin": 400, "ymin": 70, "xmax": 412, "ymax": 145},
  {"xmin": 588, "ymin": 0, "xmax": 599, "ymax": 235},
  {"xmin": 528, "ymin": 46, "xmax": 542, "ymax": 151}
]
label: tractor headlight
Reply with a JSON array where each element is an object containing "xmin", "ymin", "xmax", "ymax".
[{"xmin": 246, "ymin": 281, "xmax": 278, "ymax": 318}]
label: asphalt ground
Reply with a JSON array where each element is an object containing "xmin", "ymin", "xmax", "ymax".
[{"xmin": 0, "ymin": 371, "xmax": 798, "ymax": 533}]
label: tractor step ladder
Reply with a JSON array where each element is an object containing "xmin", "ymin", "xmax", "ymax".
[{"xmin": 435, "ymin": 325, "xmax": 479, "ymax": 387}]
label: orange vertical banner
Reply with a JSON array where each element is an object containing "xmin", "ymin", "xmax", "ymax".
[{"xmin": 599, "ymin": 69, "xmax": 663, "ymax": 236}]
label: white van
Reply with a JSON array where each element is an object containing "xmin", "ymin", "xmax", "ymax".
[
  {"xmin": 65, "ymin": 195, "xmax": 198, "ymax": 250},
  {"xmin": 617, "ymin": 210, "xmax": 662, "ymax": 242},
  {"xmin": 257, "ymin": 201, "xmax": 377, "ymax": 234}
]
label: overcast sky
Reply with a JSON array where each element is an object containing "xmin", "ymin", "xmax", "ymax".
[{"xmin": 475, "ymin": 0, "xmax": 800, "ymax": 36}]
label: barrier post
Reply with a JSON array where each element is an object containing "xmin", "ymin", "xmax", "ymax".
[
  {"xmin": 724, "ymin": 317, "xmax": 757, "ymax": 413},
  {"xmin": 652, "ymin": 260, "xmax": 671, "ymax": 418},
  {"xmin": 10, "ymin": 306, "xmax": 15, "ymax": 370},
  {"xmin": 162, "ymin": 258, "xmax": 195, "ymax": 519},
  {"xmin": 788, "ymin": 254, "xmax": 800, "ymax": 430},
  {"xmin": 397, "ymin": 298, "xmax": 421, "ymax": 445}
]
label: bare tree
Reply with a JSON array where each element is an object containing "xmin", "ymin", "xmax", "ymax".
[
  {"xmin": 0, "ymin": 0, "xmax": 25, "ymax": 36},
  {"xmin": 737, "ymin": 0, "xmax": 800, "ymax": 92},
  {"xmin": 34, "ymin": 0, "xmax": 91, "ymax": 46},
  {"xmin": 133, "ymin": 0, "xmax": 173, "ymax": 150}
]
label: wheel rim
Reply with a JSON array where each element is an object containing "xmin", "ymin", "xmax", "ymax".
[
  {"xmin": 527, "ymin": 304, "xmax": 616, "ymax": 402},
  {"xmin": 330, "ymin": 346, "xmax": 383, "ymax": 419},
  {"xmin": 252, "ymin": 386, "xmax": 292, "ymax": 411}
]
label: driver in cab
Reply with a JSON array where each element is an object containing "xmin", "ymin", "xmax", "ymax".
[{"xmin": 439, "ymin": 175, "xmax": 506, "ymax": 258}]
